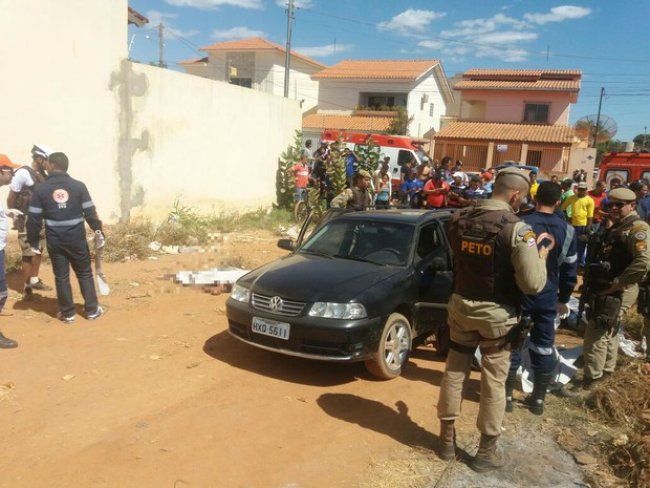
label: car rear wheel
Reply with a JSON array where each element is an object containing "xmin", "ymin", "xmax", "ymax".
[{"xmin": 365, "ymin": 313, "xmax": 412, "ymax": 380}]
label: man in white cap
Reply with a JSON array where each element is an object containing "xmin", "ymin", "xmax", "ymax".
[
  {"xmin": 7, "ymin": 144, "xmax": 53, "ymax": 299},
  {"xmin": 0, "ymin": 154, "xmax": 22, "ymax": 348}
]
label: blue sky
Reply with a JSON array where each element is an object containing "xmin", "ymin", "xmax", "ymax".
[{"xmin": 127, "ymin": 0, "xmax": 650, "ymax": 142}]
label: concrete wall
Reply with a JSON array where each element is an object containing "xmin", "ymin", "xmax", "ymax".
[
  {"xmin": 459, "ymin": 90, "xmax": 572, "ymax": 125},
  {"xmin": 0, "ymin": 0, "xmax": 125, "ymax": 220},
  {"xmin": 0, "ymin": 0, "xmax": 302, "ymax": 222},
  {"xmin": 127, "ymin": 64, "xmax": 301, "ymax": 218}
]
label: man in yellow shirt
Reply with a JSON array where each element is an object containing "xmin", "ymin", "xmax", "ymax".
[
  {"xmin": 529, "ymin": 171, "xmax": 540, "ymax": 200},
  {"xmin": 561, "ymin": 181, "xmax": 594, "ymax": 267}
]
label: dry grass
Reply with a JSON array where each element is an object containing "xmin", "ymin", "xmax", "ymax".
[{"xmin": 590, "ymin": 359, "xmax": 650, "ymax": 487}]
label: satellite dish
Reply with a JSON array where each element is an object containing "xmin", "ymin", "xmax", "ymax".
[{"xmin": 574, "ymin": 114, "xmax": 618, "ymax": 145}]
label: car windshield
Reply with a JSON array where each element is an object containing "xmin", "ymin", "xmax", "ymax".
[{"xmin": 299, "ymin": 219, "xmax": 414, "ymax": 266}]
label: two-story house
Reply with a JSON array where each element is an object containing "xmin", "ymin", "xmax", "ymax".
[
  {"xmin": 434, "ymin": 69, "xmax": 594, "ymax": 177},
  {"xmin": 178, "ymin": 37, "xmax": 325, "ymax": 112},
  {"xmin": 302, "ymin": 59, "xmax": 454, "ymax": 144}
]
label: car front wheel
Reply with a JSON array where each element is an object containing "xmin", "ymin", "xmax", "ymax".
[{"xmin": 365, "ymin": 313, "xmax": 412, "ymax": 380}]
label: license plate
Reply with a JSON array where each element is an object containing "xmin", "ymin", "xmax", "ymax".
[{"xmin": 251, "ymin": 317, "xmax": 290, "ymax": 340}]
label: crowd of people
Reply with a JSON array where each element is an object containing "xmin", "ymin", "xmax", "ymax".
[
  {"xmin": 437, "ymin": 165, "xmax": 650, "ymax": 472},
  {"xmin": 0, "ymin": 145, "xmax": 104, "ymax": 350},
  {"xmin": 297, "ymin": 140, "xmax": 650, "ymax": 472}
]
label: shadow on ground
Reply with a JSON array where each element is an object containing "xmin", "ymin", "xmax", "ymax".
[
  {"xmin": 317, "ymin": 393, "xmax": 446, "ymax": 452},
  {"xmin": 203, "ymin": 331, "xmax": 367, "ymax": 386}
]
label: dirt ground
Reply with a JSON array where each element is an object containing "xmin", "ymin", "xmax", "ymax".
[{"xmin": 1, "ymin": 230, "xmax": 588, "ymax": 488}]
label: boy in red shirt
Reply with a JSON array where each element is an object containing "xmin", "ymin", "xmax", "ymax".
[{"xmin": 292, "ymin": 154, "xmax": 310, "ymax": 202}]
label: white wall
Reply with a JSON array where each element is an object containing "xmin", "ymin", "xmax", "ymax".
[
  {"xmin": 317, "ymin": 74, "xmax": 448, "ymax": 137},
  {"xmin": 407, "ymin": 72, "xmax": 447, "ymax": 137},
  {"xmin": 128, "ymin": 65, "xmax": 301, "ymax": 218},
  {"xmin": 0, "ymin": 0, "xmax": 125, "ymax": 220},
  {"xmin": 0, "ymin": 0, "xmax": 302, "ymax": 222},
  {"xmin": 194, "ymin": 50, "xmax": 319, "ymax": 113}
]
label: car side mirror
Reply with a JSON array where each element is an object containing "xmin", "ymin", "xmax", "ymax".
[{"xmin": 277, "ymin": 238, "xmax": 294, "ymax": 251}]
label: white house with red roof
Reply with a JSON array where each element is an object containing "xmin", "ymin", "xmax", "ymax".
[
  {"xmin": 435, "ymin": 69, "xmax": 595, "ymax": 177},
  {"xmin": 178, "ymin": 37, "xmax": 325, "ymax": 112},
  {"xmin": 303, "ymin": 59, "xmax": 454, "ymax": 142}
]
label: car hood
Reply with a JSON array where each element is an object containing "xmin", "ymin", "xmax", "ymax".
[{"xmin": 239, "ymin": 253, "xmax": 404, "ymax": 302}]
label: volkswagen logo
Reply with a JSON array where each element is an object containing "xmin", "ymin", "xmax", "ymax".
[{"xmin": 269, "ymin": 296, "xmax": 284, "ymax": 311}]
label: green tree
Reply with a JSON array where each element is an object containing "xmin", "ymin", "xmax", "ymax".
[
  {"xmin": 596, "ymin": 139, "xmax": 627, "ymax": 164},
  {"xmin": 633, "ymin": 133, "xmax": 649, "ymax": 149},
  {"xmin": 354, "ymin": 137, "xmax": 381, "ymax": 174},
  {"xmin": 327, "ymin": 137, "xmax": 347, "ymax": 197},
  {"xmin": 387, "ymin": 107, "xmax": 413, "ymax": 135},
  {"xmin": 276, "ymin": 130, "xmax": 302, "ymax": 210}
]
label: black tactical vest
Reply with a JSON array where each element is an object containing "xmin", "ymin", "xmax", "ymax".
[
  {"xmin": 598, "ymin": 216, "xmax": 641, "ymax": 280},
  {"xmin": 449, "ymin": 207, "xmax": 520, "ymax": 306}
]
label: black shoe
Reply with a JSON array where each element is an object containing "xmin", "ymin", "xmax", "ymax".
[
  {"xmin": 0, "ymin": 332, "xmax": 18, "ymax": 349},
  {"xmin": 22, "ymin": 285, "xmax": 33, "ymax": 300}
]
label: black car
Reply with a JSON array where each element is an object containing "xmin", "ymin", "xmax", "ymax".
[{"xmin": 226, "ymin": 209, "xmax": 453, "ymax": 379}]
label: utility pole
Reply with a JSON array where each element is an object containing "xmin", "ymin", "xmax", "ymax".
[
  {"xmin": 283, "ymin": 0, "xmax": 295, "ymax": 98},
  {"xmin": 158, "ymin": 23, "xmax": 165, "ymax": 68},
  {"xmin": 644, "ymin": 126, "xmax": 647, "ymax": 150},
  {"xmin": 592, "ymin": 87, "xmax": 605, "ymax": 148}
]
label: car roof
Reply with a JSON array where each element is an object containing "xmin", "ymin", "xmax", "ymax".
[{"xmin": 329, "ymin": 208, "xmax": 454, "ymax": 225}]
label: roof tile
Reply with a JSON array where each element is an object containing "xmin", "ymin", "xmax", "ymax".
[
  {"xmin": 199, "ymin": 37, "xmax": 326, "ymax": 69},
  {"xmin": 303, "ymin": 114, "xmax": 394, "ymax": 132},
  {"xmin": 312, "ymin": 59, "xmax": 439, "ymax": 80},
  {"xmin": 435, "ymin": 121, "xmax": 575, "ymax": 144},
  {"xmin": 455, "ymin": 79, "xmax": 580, "ymax": 91}
]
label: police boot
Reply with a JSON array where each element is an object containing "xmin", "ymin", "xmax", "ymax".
[
  {"xmin": 526, "ymin": 372, "xmax": 553, "ymax": 416},
  {"xmin": 470, "ymin": 434, "xmax": 504, "ymax": 473},
  {"xmin": 438, "ymin": 420, "xmax": 456, "ymax": 461},
  {"xmin": 505, "ymin": 369, "xmax": 517, "ymax": 413}
]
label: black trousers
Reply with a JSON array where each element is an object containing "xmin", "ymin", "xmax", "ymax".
[{"xmin": 47, "ymin": 241, "xmax": 98, "ymax": 316}]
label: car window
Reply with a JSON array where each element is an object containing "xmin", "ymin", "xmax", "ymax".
[
  {"xmin": 414, "ymin": 223, "xmax": 440, "ymax": 264},
  {"xmin": 300, "ymin": 219, "xmax": 414, "ymax": 266},
  {"xmin": 604, "ymin": 169, "xmax": 629, "ymax": 185}
]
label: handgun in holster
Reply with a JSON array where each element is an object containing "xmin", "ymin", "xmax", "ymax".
[
  {"xmin": 590, "ymin": 293, "xmax": 622, "ymax": 331},
  {"xmin": 509, "ymin": 315, "xmax": 534, "ymax": 351}
]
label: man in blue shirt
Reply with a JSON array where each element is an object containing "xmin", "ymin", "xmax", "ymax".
[
  {"xmin": 344, "ymin": 148, "xmax": 358, "ymax": 189},
  {"xmin": 506, "ymin": 181, "xmax": 578, "ymax": 415},
  {"xmin": 630, "ymin": 179, "xmax": 650, "ymax": 222}
]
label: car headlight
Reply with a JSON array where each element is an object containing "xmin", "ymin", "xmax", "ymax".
[
  {"xmin": 308, "ymin": 302, "xmax": 367, "ymax": 319},
  {"xmin": 230, "ymin": 283, "xmax": 251, "ymax": 303}
]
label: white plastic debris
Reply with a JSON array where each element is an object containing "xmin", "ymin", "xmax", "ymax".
[
  {"xmin": 618, "ymin": 331, "xmax": 641, "ymax": 358},
  {"xmin": 175, "ymin": 267, "xmax": 249, "ymax": 286}
]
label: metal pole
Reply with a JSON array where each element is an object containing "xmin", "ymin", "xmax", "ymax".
[
  {"xmin": 158, "ymin": 23, "xmax": 164, "ymax": 68},
  {"xmin": 592, "ymin": 87, "xmax": 604, "ymax": 148},
  {"xmin": 644, "ymin": 126, "xmax": 647, "ymax": 150},
  {"xmin": 283, "ymin": 0, "xmax": 294, "ymax": 98}
]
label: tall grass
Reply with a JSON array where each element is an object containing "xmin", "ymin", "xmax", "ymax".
[{"xmin": 102, "ymin": 201, "xmax": 293, "ymax": 262}]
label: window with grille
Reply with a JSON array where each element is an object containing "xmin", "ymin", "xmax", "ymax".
[
  {"xmin": 524, "ymin": 103, "xmax": 549, "ymax": 123},
  {"xmin": 526, "ymin": 150, "xmax": 542, "ymax": 167}
]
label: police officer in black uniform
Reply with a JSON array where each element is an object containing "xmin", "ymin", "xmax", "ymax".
[{"xmin": 26, "ymin": 152, "xmax": 104, "ymax": 323}]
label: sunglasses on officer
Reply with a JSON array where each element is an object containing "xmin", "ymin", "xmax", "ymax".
[{"xmin": 605, "ymin": 200, "xmax": 631, "ymax": 209}]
